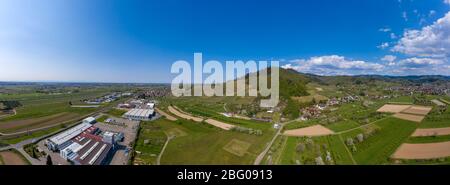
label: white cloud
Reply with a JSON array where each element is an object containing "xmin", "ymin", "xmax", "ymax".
[
  {"xmin": 281, "ymin": 55, "xmax": 384, "ymax": 75},
  {"xmin": 379, "ymin": 27, "xmax": 391, "ymax": 32},
  {"xmin": 402, "ymin": 11, "xmax": 408, "ymax": 21},
  {"xmin": 392, "ymin": 12, "xmax": 450, "ymax": 57},
  {"xmin": 390, "ymin": 33, "xmax": 397, "ymax": 39},
  {"xmin": 398, "ymin": 57, "xmax": 444, "ymax": 67},
  {"xmin": 445, "ymin": 0, "xmax": 450, "ymax": 5},
  {"xmin": 381, "ymin": 55, "xmax": 397, "ymax": 65},
  {"xmin": 377, "ymin": 42, "xmax": 389, "ymax": 49},
  {"xmin": 389, "ymin": 57, "xmax": 449, "ymax": 75},
  {"xmin": 429, "ymin": 10, "xmax": 436, "ymax": 17}
]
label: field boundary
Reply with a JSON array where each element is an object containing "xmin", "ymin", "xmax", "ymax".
[{"xmin": 338, "ymin": 134, "xmax": 357, "ymax": 165}]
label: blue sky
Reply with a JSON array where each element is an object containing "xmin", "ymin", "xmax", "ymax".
[{"xmin": 0, "ymin": 0, "xmax": 449, "ymax": 83}]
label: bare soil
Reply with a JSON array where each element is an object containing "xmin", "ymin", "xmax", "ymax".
[
  {"xmin": 412, "ymin": 127, "xmax": 450, "ymax": 137},
  {"xmin": 392, "ymin": 141, "xmax": 450, "ymax": 159},
  {"xmin": 283, "ymin": 125, "xmax": 334, "ymax": 137}
]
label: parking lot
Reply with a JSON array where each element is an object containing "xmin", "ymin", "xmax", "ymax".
[{"xmin": 95, "ymin": 116, "xmax": 140, "ymax": 165}]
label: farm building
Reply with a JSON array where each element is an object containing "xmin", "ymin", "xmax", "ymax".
[{"xmin": 123, "ymin": 108, "xmax": 155, "ymax": 121}]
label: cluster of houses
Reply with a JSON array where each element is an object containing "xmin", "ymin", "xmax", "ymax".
[
  {"xmin": 136, "ymin": 87, "xmax": 171, "ymax": 99},
  {"xmin": 387, "ymin": 83, "xmax": 450, "ymax": 96},
  {"xmin": 85, "ymin": 92, "xmax": 132, "ymax": 104},
  {"xmin": 300, "ymin": 95, "xmax": 360, "ymax": 120}
]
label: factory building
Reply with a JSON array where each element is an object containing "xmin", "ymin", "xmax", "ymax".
[
  {"xmin": 83, "ymin": 117, "xmax": 96, "ymax": 124},
  {"xmin": 46, "ymin": 122, "xmax": 93, "ymax": 151},
  {"xmin": 60, "ymin": 133, "xmax": 113, "ymax": 165},
  {"xmin": 123, "ymin": 108, "xmax": 155, "ymax": 121}
]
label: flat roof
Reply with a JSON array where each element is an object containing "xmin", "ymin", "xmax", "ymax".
[
  {"xmin": 74, "ymin": 134, "xmax": 112, "ymax": 165},
  {"xmin": 49, "ymin": 123, "xmax": 92, "ymax": 146},
  {"xmin": 124, "ymin": 108, "xmax": 154, "ymax": 118},
  {"xmin": 83, "ymin": 117, "xmax": 96, "ymax": 123}
]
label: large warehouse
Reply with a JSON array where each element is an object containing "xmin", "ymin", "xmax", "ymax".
[
  {"xmin": 60, "ymin": 133, "xmax": 113, "ymax": 165},
  {"xmin": 123, "ymin": 108, "xmax": 155, "ymax": 121},
  {"xmin": 47, "ymin": 122, "xmax": 93, "ymax": 151}
]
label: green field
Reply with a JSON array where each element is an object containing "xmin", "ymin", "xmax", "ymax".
[
  {"xmin": 97, "ymin": 115, "xmax": 109, "ymax": 123},
  {"xmin": 405, "ymin": 135, "xmax": 450, "ymax": 143},
  {"xmin": 1, "ymin": 125, "xmax": 64, "ymax": 144},
  {"xmin": 134, "ymin": 119, "xmax": 168, "ymax": 165},
  {"xmin": 419, "ymin": 106, "xmax": 450, "ymax": 128},
  {"xmin": 0, "ymin": 89, "xmax": 111, "ymax": 134},
  {"xmin": 276, "ymin": 135, "xmax": 353, "ymax": 165},
  {"xmin": 0, "ymin": 90, "xmax": 108, "ymax": 122},
  {"xmin": 106, "ymin": 108, "xmax": 127, "ymax": 117},
  {"xmin": 278, "ymin": 117, "xmax": 418, "ymax": 165},
  {"xmin": 284, "ymin": 100, "xmax": 388, "ymax": 132},
  {"xmin": 133, "ymin": 114, "xmax": 275, "ymax": 164},
  {"xmin": 341, "ymin": 117, "xmax": 417, "ymax": 164}
]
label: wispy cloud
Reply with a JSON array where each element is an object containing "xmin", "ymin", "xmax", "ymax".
[{"xmin": 282, "ymin": 55, "xmax": 384, "ymax": 76}]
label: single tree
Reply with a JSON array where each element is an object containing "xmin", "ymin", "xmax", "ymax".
[{"xmin": 32, "ymin": 149, "xmax": 37, "ymax": 158}]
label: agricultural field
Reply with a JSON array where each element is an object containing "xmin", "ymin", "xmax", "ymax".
[
  {"xmin": 0, "ymin": 112, "xmax": 79, "ymax": 133},
  {"xmin": 133, "ymin": 107, "xmax": 276, "ymax": 164},
  {"xmin": 1, "ymin": 125, "xmax": 64, "ymax": 144},
  {"xmin": 277, "ymin": 116, "xmax": 419, "ymax": 165},
  {"xmin": 106, "ymin": 108, "xmax": 127, "ymax": 118},
  {"xmin": 292, "ymin": 94, "xmax": 328, "ymax": 104},
  {"xmin": 285, "ymin": 98, "xmax": 390, "ymax": 132},
  {"xmin": 275, "ymin": 135, "xmax": 353, "ymax": 165},
  {"xmin": 0, "ymin": 89, "xmax": 111, "ymax": 133},
  {"xmin": 0, "ymin": 149, "xmax": 30, "ymax": 165},
  {"xmin": 405, "ymin": 135, "xmax": 450, "ymax": 144},
  {"xmin": 340, "ymin": 117, "xmax": 417, "ymax": 164},
  {"xmin": 0, "ymin": 89, "xmax": 108, "ymax": 121},
  {"xmin": 419, "ymin": 105, "xmax": 450, "ymax": 128}
]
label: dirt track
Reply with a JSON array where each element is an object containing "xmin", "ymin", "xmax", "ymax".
[
  {"xmin": 412, "ymin": 127, "xmax": 450, "ymax": 137},
  {"xmin": 392, "ymin": 141, "xmax": 450, "ymax": 159},
  {"xmin": 283, "ymin": 125, "xmax": 334, "ymax": 137},
  {"xmin": 168, "ymin": 106, "xmax": 235, "ymax": 130},
  {"xmin": 205, "ymin": 119, "xmax": 235, "ymax": 130},
  {"xmin": 167, "ymin": 106, "xmax": 203, "ymax": 122},
  {"xmin": 156, "ymin": 108, "xmax": 177, "ymax": 121}
]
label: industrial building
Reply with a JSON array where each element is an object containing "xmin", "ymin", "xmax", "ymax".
[
  {"xmin": 83, "ymin": 117, "xmax": 96, "ymax": 124},
  {"xmin": 45, "ymin": 116, "xmax": 125, "ymax": 165},
  {"xmin": 60, "ymin": 133, "xmax": 113, "ymax": 165},
  {"xmin": 46, "ymin": 122, "xmax": 93, "ymax": 151},
  {"xmin": 123, "ymin": 108, "xmax": 155, "ymax": 121}
]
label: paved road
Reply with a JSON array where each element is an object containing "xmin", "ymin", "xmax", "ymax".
[
  {"xmin": 1, "ymin": 113, "xmax": 104, "ymax": 165},
  {"xmin": 0, "ymin": 135, "xmax": 49, "ymax": 165}
]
